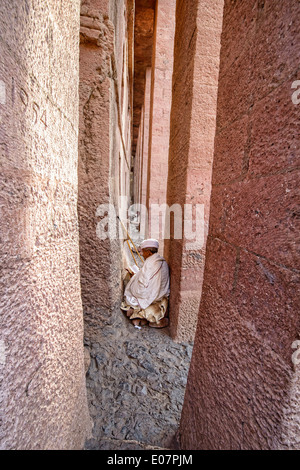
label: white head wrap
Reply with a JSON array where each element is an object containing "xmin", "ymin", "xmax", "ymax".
[{"xmin": 140, "ymin": 238, "xmax": 159, "ymax": 250}]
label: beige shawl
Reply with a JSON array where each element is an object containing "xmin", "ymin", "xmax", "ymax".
[{"xmin": 124, "ymin": 253, "xmax": 170, "ymax": 310}]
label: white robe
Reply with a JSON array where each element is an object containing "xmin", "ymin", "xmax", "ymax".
[{"xmin": 124, "ymin": 253, "xmax": 170, "ymax": 310}]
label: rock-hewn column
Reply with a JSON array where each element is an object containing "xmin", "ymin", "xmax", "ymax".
[
  {"xmin": 134, "ymin": 106, "xmax": 144, "ymax": 205},
  {"xmin": 140, "ymin": 67, "xmax": 152, "ymax": 210},
  {"xmin": 179, "ymin": 0, "xmax": 300, "ymax": 450},
  {"xmin": 165, "ymin": 0, "xmax": 224, "ymax": 342},
  {"xmin": 78, "ymin": 0, "xmax": 132, "ymax": 325},
  {"xmin": 0, "ymin": 0, "xmax": 91, "ymax": 449},
  {"xmin": 147, "ymin": 0, "xmax": 176, "ymax": 250}
]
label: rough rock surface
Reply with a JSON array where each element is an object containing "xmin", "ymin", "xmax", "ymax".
[
  {"xmin": 178, "ymin": 0, "xmax": 300, "ymax": 450},
  {"xmin": 84, "ymin": 308, "xmax": 193, "ymax": 450},
  {"xmin": 132, "ymin": 0, "xmax": 155, "ymax": 156},
  {"xmin": 164, "ymin": 0, "xmax": 224, "ymax": 343},
  {"xmin": 0, "ymin": 0, "xmax": 91, "ymax": 449}
]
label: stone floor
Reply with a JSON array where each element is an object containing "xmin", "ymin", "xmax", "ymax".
[{"xmin": 84, "ymin": 305, "xmax": 193, "ymax": 450}]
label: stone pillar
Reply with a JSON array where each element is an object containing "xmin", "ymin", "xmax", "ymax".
[
  {"xmin": 0, "ymin": 1, "xmax": 91, "ymax": 449},
  {"xmin": 179, "ymin": 0, "xmax": 300, "ymax": 450},
  {"xmin": 140, "ymin": 67, "xmax": 152, "ymax": 210},
  {"xmin": 78, "ymin": 0, "xmax": 132, "ymax": 326},
  {"xmin": 165, "ymin": 0, "xmax": 224, "ymax": 342},
  {"xmin": 147, "ymin": 0, "xmax": 176, "ymax": 250},
  {"xmin": 134, "ymin": 106, "xmax": 144, "ymax": 205}
]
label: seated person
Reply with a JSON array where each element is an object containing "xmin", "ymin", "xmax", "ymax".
[{"xmin": 121, "ymin": 239, "xmax": 170, "ymax": 328}]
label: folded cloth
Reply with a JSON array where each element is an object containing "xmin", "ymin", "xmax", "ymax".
[
  {"xmin": 124, "ymin": 252, "xmax": 170, "ymax": 310},
  {"xmin": 130, "ymin": 264, "xmax": 140, "ymax": 274},
  {"xmin": 121, "ymin": 297, "xmax": 168, "ymax": 324}
]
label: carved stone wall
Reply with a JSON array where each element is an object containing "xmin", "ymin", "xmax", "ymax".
[
  {"xmin": 164, "ymin": 0, "xmax": 224, "ymax": 342},
  {"xmin": 179, "ymin": 0, "xmax": 300, "ymax": 450},
  {"xmin": 0, "ymin": 0, "xmax": 91, "ymax": 449},
  {"xmin": 78, "ymin": 0, "xmax": 133, "ymax": 330}
]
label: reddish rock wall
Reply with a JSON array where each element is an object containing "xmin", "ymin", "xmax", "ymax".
[
  {"xmin": 140, "ymin": 68, "xmax": 152, "ymax": 209},
  {"xmin": 133, "ymin": 66, "xmax": 151, "ymax": 237},
  {"xmin": 0, "ymin": 0, "xmax": 91, "ymax": 449},
  {"xmin": 146, "ymin": 0, "xmax": 176, "ymax": 215},
  {"xmin": 179, "ymin": 0, "xmax": 300, "ymax": 449},
  {"xmin": 164, "ymin": 0, "xmax": 224, "ymax": 342},
  {"xmin": 134, "ymin": 106, "xmax": 144, "ymax": 206},
  {"xmin": 132, "ymin": 0, "xmax": 155, "ymax": 157},
  {"xmin": 78, "ymin": 0, "xmax": 133, "ymax": 328}
]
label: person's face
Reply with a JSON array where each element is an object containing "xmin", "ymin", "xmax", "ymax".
[{"xmin": 141, "ymin": 248, "xmax": 152, "ymax": 259}]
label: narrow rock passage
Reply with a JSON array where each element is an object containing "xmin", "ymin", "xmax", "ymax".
[{"xmin": 84, "ymin": 306, "xmax": 193, "ymax": 450}]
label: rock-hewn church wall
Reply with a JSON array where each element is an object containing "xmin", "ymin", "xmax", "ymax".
[
  {"xmin": 164, "ymin": 0, "xmax": 224, "ymax": 342},
  {"xmin": 146, "ymin": 0, "xmax": 176, "ymax": 251},
  {"xmin": 0, "ymin": 0, "xmax": 91, "ymax": 449},
  {"xmin": 78, "ymin": 0, "xmax": 133, "ymax": 330},
  {"xmin": 179, "ymin": 0, "xmax": 300, "ymax": 449}
]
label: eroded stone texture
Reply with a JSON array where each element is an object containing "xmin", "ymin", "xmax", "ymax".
[
  {"xmin": 84, "ymin": 308, "xmax": 193, "ymax": 450},
  {"xmin": 164, "ymin": 0, "xmax": 224, "ymax": 342},
  {"xmin": 133, "ymin": 66, "xmax": 151, "ymax": 238},
  {"xmin": 78, "ymin": 0, "xmax": 133, "ymax": 328},
  {"xmin": 140, "ymin": 68, "xmax": 152, "ymax": 209},
  {"xmin": 132, "ymin": 0, "xmax": 155, "ymax": 157},
  {"xmin": 179, "ymin": 0, "xmax": 300, "ymax": 450},
  {"xmin": 0, "ymin": 0, "xmax": 91, "ymax": 449},
  {"xmin": 134, "ymin": 106, "xmax": 144, "ymax": 206},
  {"xmin": 146, "ymin": 0, "xmax": 176, "ymax": 224},
  {"xmin": 132, "ymin": 0, "xmax": 176, "ymax": 254}
]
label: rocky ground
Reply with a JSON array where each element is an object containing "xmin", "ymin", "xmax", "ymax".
[{"xmin": 83, "ymin": 306, "xmax": 193, "ymax": 450}]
